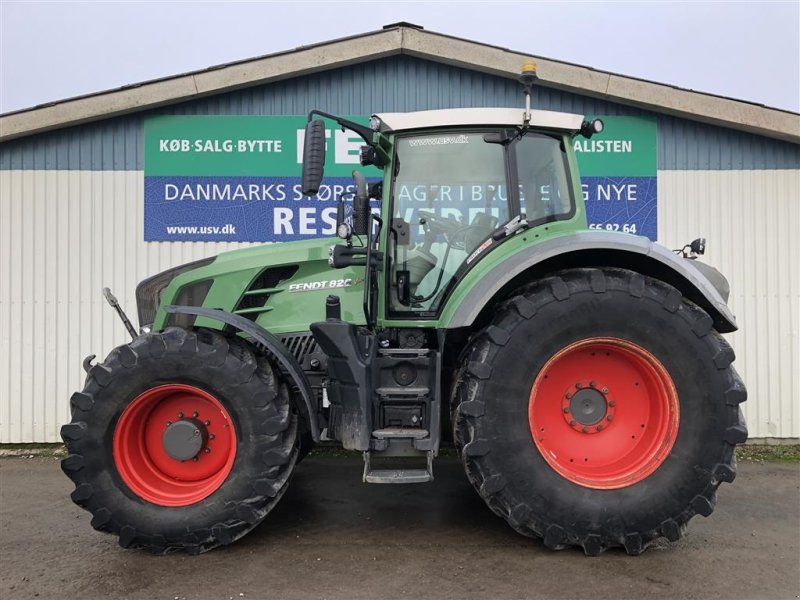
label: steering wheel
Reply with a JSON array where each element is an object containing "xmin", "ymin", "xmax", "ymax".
[
  {"xmin": 417, "ymin": 209, "xmax": 463, "ymax": 235},
  {"xmin": 417, "ymin": 209, "xmax": 494, "ymax": 251}
]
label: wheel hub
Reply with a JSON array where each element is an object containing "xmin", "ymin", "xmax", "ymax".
[
  {"xmin": 569, "ymin": 388, "xmax": 607, "ymax": 426},
  {"xmin": 162, "ymin": 419, "xmax": 208, "ymax": 461},
  {"xmin": 561, "ymin": 381, "xmax": 616, "ymax": 434}
]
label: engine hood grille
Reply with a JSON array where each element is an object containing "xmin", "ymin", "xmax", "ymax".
[{"xmin": 232, "ymin": 265, "xmax": 299, "ymax": 321}]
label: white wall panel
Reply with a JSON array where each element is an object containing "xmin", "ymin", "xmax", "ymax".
[
  {"xmin": 658, "ymin": 169, "xmax": 799, "ymax": 439},
  {"xmin": 1, "ymin": 168, "xmax": 798, "ymax": 441},
  {"xmin": 0, "ymin": 170, "xmax": 255, "ymax": 442}
]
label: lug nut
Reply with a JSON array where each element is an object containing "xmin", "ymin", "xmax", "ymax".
[
  {"xmin": 192, "ymin": 411, "xmax": 199, "ymax": 418},
  {"xmin": 602, "ymin": 387, "xmax": 609, "ymax": 394},
  {"xmin": 608, "ymin": 401, "xmax": 616, "ymax": 408},
  {"xmin": 178, "ymin": 412, "xmax": 184, "ymax": 418},
  {"xmin": 166, "ymin": 421, "xmax": 172, "ymax": 427},
  {"xmin": 575, "ymin": 382, "xmax": 583, "ymax": 389},
  {"xmin": 204, "ymin": 420, "xmax": 211, "ymax": 426},
  {"xmin": 565, "ymin": 392, "xmax": 573, "ymax": 399},
  {"xmin": 569, "ymin": 420, "xmax": 577, "ymax": 427},
  {"xmin": 209, "ymin": 433, "xmax": 216, "ymax": 440},
  {"xmin": 607, "ymin": 415, "xmax": 614, "ymax": 422},
  {"xmin": 589, "ymin": 381, "xmax": 596, "ymax": 388},
  {"xmin": 192, "ymin": 457, "xmax": 198, "ymax": 462},
  {"xmin": 204, "ymin": 448, "xmax": 211, "ymax": 454},
  {"xmin": 597, "ymin": 424, "xmax": 604, "ymax": 431},
  {"xmin": 582, "ymin": 426, "xmax": 589, "ymax": 433},
  {"xmin": 563, "ymin": 407, "xmax": 570, "ymax": 413}
]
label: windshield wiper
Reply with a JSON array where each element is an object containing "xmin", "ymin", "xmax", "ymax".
[{"xmin": 491, "ymin": 214, "xmax": 529, "ymax": 240}]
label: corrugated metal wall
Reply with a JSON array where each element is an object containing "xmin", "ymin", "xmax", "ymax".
[
  {"xmin": 0, "ymin": 170, "xmax": 250, "ymax": 442},
  {"xmin": 1, "ymin": 55, "xmax": 798, "ymax": 442},
  {"xmin": 2, "ymin": 166, "xmax": 797, "ymax": 442},
  {"xmin": 658, "ymin": 170, "xmax": 799, "ymax": 440}
]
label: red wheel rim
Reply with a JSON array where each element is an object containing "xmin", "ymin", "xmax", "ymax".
[
  {"xmin": 529, "ymin": 337, "xmax": 679, "ymax": 489},
  {"xmin": 113, "ymin": 384, "xmax": 237, "ymax": 506}
]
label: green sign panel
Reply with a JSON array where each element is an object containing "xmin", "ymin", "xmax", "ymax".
[
  {"xmin": 144, "ymin": 115, "xmax": 368, "ymax": 177},
  {"xmin": 574, "ymin": 116, "xmax": 657, "ymax": 176}
]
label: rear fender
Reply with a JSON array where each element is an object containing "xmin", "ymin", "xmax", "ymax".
[
  {"xmin": 442, "ymin": 231, "xmax": 738, "ymax": 333},
  {"xmin": 163, "ymin": 305, "xmax": 320, "ymax": 441}
]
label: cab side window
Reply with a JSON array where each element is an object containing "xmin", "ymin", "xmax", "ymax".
[{"xmin": 515, "ymin": 134, "xmax": 573, "ymax": 223}]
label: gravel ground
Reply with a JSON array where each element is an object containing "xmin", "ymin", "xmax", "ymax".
[{"xmin": 0, "ymin": 455, "xmax": 798, "ymax": 600}]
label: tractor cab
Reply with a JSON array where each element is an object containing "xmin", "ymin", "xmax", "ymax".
[{"xmin": 302, "ymin": 106, "xmax": 600, "ymax": 323}]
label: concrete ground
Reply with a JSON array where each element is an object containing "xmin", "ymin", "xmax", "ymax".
[{"xmin": 0, "ymin": 455, "xmax": 798, "ymax": 600}]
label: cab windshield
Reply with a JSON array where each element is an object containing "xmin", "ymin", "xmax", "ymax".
[{"xmin": 387, "ymin": 129, "xmax": 573, "ymax": 315}]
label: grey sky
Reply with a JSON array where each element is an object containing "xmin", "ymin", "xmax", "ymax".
[{"xmin": 1, "ymin": 1, "xmax": 799, "ymax": 115}]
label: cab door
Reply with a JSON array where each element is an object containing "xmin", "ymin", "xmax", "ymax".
[{"xmin": 385, "ymin": 131, "xmax": 511, "ymax": 318}]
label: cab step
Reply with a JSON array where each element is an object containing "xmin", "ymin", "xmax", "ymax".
[
  {"xmin": 372, "ymin": 428, "xmax": 429, "ymax": 440},
  {"xmin": 362, "ymin": 450, "xmax": 434, "ymax": 484}
]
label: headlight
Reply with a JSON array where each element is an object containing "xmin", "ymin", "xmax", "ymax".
[
  {"xmin": 337, "ymin": 222, "xmax": 352, "ymax": 239},
  {"xmin": 135, "ymin": 257, "xmax": 215, "ymax": 327},
  {"xmin": 580, "ymin": 118, "xmax": 604, "ymax": 139}
]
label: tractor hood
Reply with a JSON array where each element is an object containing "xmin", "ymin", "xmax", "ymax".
[{"xmin": 147, "ymin": 238, "xmax": 366, "ymax": 335}]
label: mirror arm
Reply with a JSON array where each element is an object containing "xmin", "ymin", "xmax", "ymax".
[{"xmin": 307, "ymin": 110, "xmax": 374, "ymax": 146}]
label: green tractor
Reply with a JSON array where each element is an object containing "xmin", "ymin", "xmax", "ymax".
[{"xmin": 61, "ymin": 66, "xmax": 747, "ymax": 556}]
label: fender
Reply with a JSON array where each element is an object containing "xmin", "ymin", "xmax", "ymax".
[
  {"xmin": 163, "ymin": 305, "xmax": 320, "ymax": 441},
  {"xmin": 443, "ymin": 231, "xmax": 738, "ymax": 333}
]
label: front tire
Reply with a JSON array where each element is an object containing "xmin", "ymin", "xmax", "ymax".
[
  {"xmin": 61, "ymin": 327, "xmax": 298, "ymax": 554},
  {"xmin": 453, "ymin": 268, "xmax": 747, "ymax": 555}
]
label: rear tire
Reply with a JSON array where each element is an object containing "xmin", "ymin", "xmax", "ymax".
[
  {"xmin": 453, "ymin": 268, "xmax": 747, "ymax": 555},
  {"xmin": 61, "ymin": 327, "xmax": 298, "ymax": 554}
]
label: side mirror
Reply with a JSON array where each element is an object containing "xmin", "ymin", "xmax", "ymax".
[
  {"xmin": 352, "ymin": 171, "xmax": 369, "ymax": 236},
  {"xmin": 301, "ymin": 119, "xmax": 326, "ymax": 196}
]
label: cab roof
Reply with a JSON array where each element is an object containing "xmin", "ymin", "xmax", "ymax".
[{"xmin": 372, "ymin": 108, "xmax": 585, "ymax": 134}]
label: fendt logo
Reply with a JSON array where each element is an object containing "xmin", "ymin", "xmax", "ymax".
[{"xmin": 288, "ymin": 279, "xmax": 355, "ymax": 293}]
